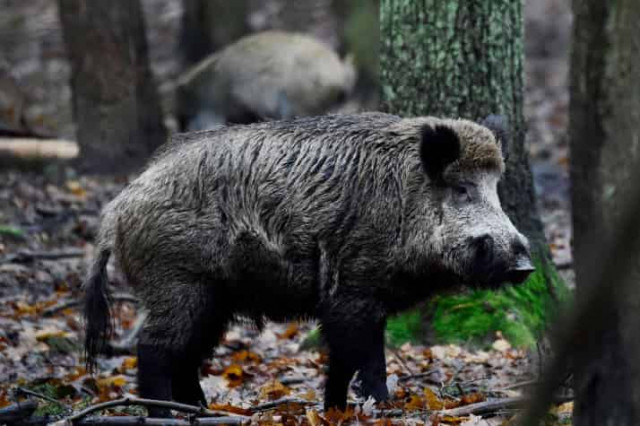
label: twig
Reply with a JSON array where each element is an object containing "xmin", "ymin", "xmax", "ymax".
[
  {"xmin": 70, "ymin": 416, "xmax": 249, "ymax": 425},
  {"xmin": 15, "ymin": 387, "xmax": 71, "ymax": 413},
  {"xmin": 66, "ymin": 397, "xmax": 249, "ymax": 422},
  {"xmin": 494, "ymin": 379, "xmax": 538, "ymax": 392},
  {"xmin": 42, "ymin": 293, "xmax": 138, "ymax": 317},
  {"xmin": 372, "ymin": 408, "xmax": 405, "ymax": 417},
  {"xmin": 251, "ymin": 397, "xmax": 314, "ymax": 412},
  {"xmin": 388, "ymin": 347, "xmax": 414, "ymax": 376},
  {"xmin": 0, "ymin": 248, "xmax": 85, "ymax": 264},
  {"xmin": 439, "ymin": 395, "xmax": 573, "ymax": 417},
  {"xmin": 397, "ymin": 369, "xmax": 439, "ymax": 383},
  {"xmin": 278, "ymin": 376, "xmax": 306, "ymax": 385}
]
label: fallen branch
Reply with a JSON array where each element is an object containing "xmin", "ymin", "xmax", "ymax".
[
  {"xmin": 66, "ymin": 397, "xmax": 248, "ymax": 422},
  {"xmin": 0, "ymin": 137, "xmax": 78, "ymax": 159},
  {"xmin": 278, "ymin": 376, "xmax": 306, "ymax": 385},
  {"xmin": 42, "ymin": 293, "xmax": 138, "ymax": 317},
  {"xmin": 0, "ymin": 399, "xmax": 38, "ymax": 423},
  {"xmin": 0, "ymin": 248, "xmax": 85, "ymax": 264},
  {"xmin": 15, "ymin": 387, "xmax": 71, "ymax": 413},
  {"xmin": 70, "ymin": 415, "xmax": 249, "ymax": 425},
  {"xmin": 388, "ymin": 347, "xmax": 414, "ymax": 376},
  {"xmin": 397, "ymin": 369, "xmax": 440, "ymax": 383},
  {"xmin": 438, "ymin": 395, "xmax": 573, "ymax": 417},
  {"xmin": 251, "ymin": 397, "xmax": 314, "ymax": 412},
  {"xmin": 494, "ymin": 379, "xmax": 538, "ymax": 392}
]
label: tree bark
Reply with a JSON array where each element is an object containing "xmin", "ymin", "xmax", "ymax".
[
  {"xmin": 380, "ymin": 0, "xmax": 550, "ymax": 271},
  {"xmin": 58, "ymin": 0, "xmax": 167, "ymax": 174},
  {"xmin": 570, "ymin": 0, "xmax": 640, "ymax": 423},
  {"xmin": 180, "ymin": 0, "xmax": 249, "ymax": 66}
]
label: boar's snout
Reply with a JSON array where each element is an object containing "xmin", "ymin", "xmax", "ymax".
[
  {"xmin": 469, "ymin": 234, "xmax": 534, "ymax": 286},
  {"xmin": 504, "ymin": 238, "xmax": 534, "ymax": 284}
]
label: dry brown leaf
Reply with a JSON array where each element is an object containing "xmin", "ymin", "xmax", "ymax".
[
  {"xmin": 119, "ymin": 356, "xmax": 137, "ymax": 372},
  {"xmin": 306, "ymin": 409, "xmax": 328, "ymax": 426},
  {"xmin": 0, "ymin": 389, "xmax": 10, "ymax": 408},
  {"xmin": 324, "ymin": 407, "xmax": 355, "ymax": 423},
  {"xmin": 405, "ymin": 394, "xmax": 425, "ymax": 411},
  {"xmin": 35, "ymin": 329, "xmax": 70, "ymax": 342},
  {"xmin": 222, "ymin": 364, "xmax": 245, "ymax": 387},
  {"xmin": 425, "ymin": 388, "xmax": 459, "ymax": 410},
  {"xmin": 259, "ymin": 380, "xmax": 291, "ymax": 401},
  {"xmin": 231, "ymin": 349, "xmax": 262, "ymax": 364},
  {"xmin": 65, "ymin": 180, "xmax": 87, "ymax": 198},
  {"xmin": 460, "ymin": 393, "xmax": 486, "ymax": 405},
  {"xmin": 277, "ymin": 323, "xmax": 299, "ymax": 340},
  {"xmin": 209, "ymin": 403, "xmax": 252, "ymax": 416},
  {"xmin": 439, "ymin": 415, "xmax": 468, "ymax": 424}
]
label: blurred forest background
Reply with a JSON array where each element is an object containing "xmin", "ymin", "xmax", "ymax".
[
  {"xmin": 0, "ymin": 0, "xmax": 600, "ymax": 424},
  {"xmin": 0, "ymin": 0, "xmax": 572, "ymax": 268}
]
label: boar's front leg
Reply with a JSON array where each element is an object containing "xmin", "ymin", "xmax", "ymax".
[{"xmin": 322, "ymin": 298, "xmax": 389, "ymax": 411}]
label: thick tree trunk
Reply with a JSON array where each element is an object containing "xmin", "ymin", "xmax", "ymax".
[
  {"xmin": 570, "ymin": 0, "xmax": 640, "ymax": 423},
  {"xmin": 58, "ymin": 0, "xmax": 166, "ymax": 174},
  {"xmin": 380, "ymin": 0, "xmax": 550, "ymax": 271},
  {"xmin": 180, "ymin": 0, "xmax": 249, "ymax": 66}
]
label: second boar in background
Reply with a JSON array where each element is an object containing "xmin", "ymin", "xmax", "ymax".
[{"xmin": 175, "ymin": 31, "xmax": 356, "ymax": 131}]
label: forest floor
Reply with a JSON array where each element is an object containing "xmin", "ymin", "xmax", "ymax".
[
  {"xmin": 0, "ymin": 171, "xmax": 570, "ymax": 424},
  {"xmin": 0, "ymin": 0, "xmax": 574, "ymax": 424}
]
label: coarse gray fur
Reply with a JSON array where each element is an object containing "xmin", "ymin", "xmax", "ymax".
[{"xmin": 84, "ymin": 112, "xmax": 532, "ymax": 412}]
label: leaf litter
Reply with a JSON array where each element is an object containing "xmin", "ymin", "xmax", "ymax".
[{"xmin": 0, "ymin": 171, "xmax": 574, "ymax": 425}]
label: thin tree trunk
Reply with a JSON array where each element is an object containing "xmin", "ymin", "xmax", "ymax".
[
  {"xmin": 570, "ymin": 0, "xmax": 640, "ymax": 423},
  {"xmin": 180, "ymin": 0, "xmax": 249, "ymax": 66},
  {"xmin": 58, "ymin": 0, "xmax": 166, "ymax": 174},
  {"xmin": 380, "ymin": 0, "xmax": 551, "ymax": 278}
]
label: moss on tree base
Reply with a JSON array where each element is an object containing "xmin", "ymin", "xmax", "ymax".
[{"xmin": 387, "ymin": 260, "xmax": 570, "ymax": 348}]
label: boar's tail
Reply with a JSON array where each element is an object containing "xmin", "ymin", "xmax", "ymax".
[{"xmin": 84, "ymin": 247, "xmax": 112, "ymax": 373}]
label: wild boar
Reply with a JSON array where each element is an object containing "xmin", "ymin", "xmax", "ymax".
[
  {"xmin": 84, "ymin": 113, "xmax": 533, "ymax": 415},
  {"xmin": 175, "ymin": 31, "xmax": 356, "ymax": 131}
]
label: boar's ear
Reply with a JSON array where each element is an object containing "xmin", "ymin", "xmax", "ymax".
[
  {"xmin": 481, "ymin": 114, "xmax": 509, "ymax": 160},
  {"xmin": 419, "ymin": 124, "xmax": 461, "ymax": 182}
]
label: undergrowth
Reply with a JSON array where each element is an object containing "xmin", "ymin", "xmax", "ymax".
[{"xmin": 386, "ymin": 259, "xmax": 570, "ymax": 347}]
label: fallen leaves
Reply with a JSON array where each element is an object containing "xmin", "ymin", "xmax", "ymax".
[
  {"xmin": 222, "ymin": 364, "xmax": 246, "ymax": 388},
  {"xmin": 260, "ymin": 380, "xmax": 291, "ymax": 401}
]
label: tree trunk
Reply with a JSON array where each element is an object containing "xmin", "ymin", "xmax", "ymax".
[
  {"xmin": 58, "ymin": 0, "xmax": 167, "ymax": 174},
  {"xmin": 570, "ymin": 0, "xmax": 640, "ymax": 423},
  {"xmin": 380, "ymin": 0, "xmax": 551, "ymax": 274},
  {"xmin": 180, "ymin": 0, "xmax": 249, "ymax": 66},
  {"xmin": 380, "ymin": 0, "xmax": 561, "ymax": 346}
]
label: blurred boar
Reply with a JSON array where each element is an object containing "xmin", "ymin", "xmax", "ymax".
[
  {"xmin": 175, "ymin": 31, "xmax": 356, "ymax": 131},
  {"xmin": 84, "ymin": 113, "xmax": 533, "ymax": 414}
]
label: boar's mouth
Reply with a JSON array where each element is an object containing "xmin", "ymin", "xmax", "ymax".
[{"xmin": 470, "ymin": 256, "xmax": 535, "ymax": 289}]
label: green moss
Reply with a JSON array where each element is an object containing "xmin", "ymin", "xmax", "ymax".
[
  {"xmin": 0, "ymin": 225, "xmax": 25, "ymax": 240},
  {"xmin": 386, "ymin": 309, "xmax": 424, "ymax": 347},
  {"xmin": 386, "ymin": 260, "xmax": 570, "ymax": 348}
]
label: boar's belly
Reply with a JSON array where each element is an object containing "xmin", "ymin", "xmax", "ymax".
[{"xmin": 224, "ymin": 230, "xmax": 319, "ymax": 320}]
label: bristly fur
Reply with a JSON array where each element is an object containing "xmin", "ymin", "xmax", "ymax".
[
  {"xmin": 87, "ymin": 112, "xmax": 528, "ymax": 411},
  {"xmin": 83, "ymin": 247, "xmax": 112, "ymax": 373}
]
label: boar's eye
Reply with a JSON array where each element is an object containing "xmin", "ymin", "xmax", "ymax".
[{"xmin": 452, "ymin": 183, "xmax": 474, "ymax": 202}]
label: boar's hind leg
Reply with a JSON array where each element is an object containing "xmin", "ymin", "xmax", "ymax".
[
  {"xmin": 322, "ymin": 300, "xmax": 389, "ymax": 411},
  {"xmin": 136, "ymin": 279, "xmax": 224, "ymax": 415},
  {"xmin": 171, "ymin": 309, "xmax": 228, "ymax": 407}
]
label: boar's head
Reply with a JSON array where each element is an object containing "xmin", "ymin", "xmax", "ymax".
[{"xmin": 403, "ymin": 116, "xmax": 534, "ymax": 289}]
